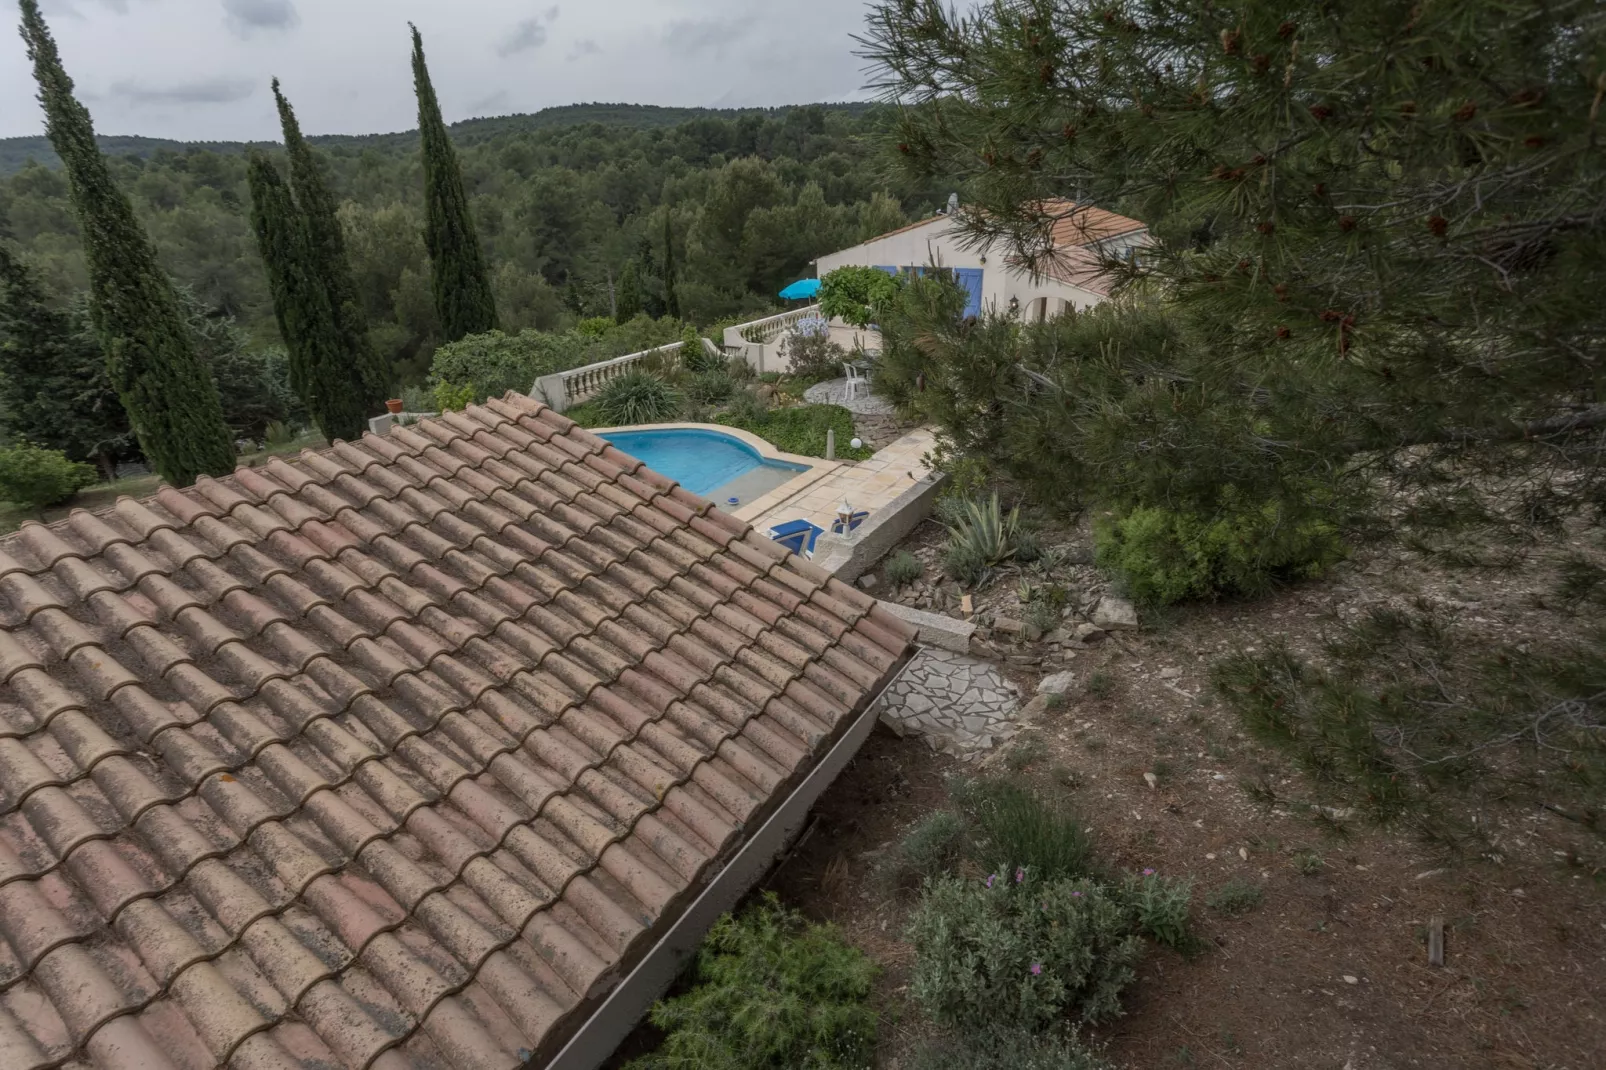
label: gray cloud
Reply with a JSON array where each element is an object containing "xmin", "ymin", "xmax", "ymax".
[
  {"xmin": 222, "ymin": 0, "xmax": 298, "ymax": 37},
  {"xmin": 498, "ymin": 19, "xmax": 547, "ymax": 56},
  {"xmin": 662, "ymin": 15, "xmax": 757, "ymax": 57},
  {"xmin": 498, "ymin": 7, "xmax": 560, "ymax": 57},
  {"xmin": 566, "ymin": 38, "xmax": 601, "ymax": 62},
  {"xmin": 111, "ymin": 77, "xmax": 257, "ymax": 106}
]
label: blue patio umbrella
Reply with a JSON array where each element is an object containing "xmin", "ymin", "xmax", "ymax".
[{"xmin": 778, "ymin": 277, "xmax": 821, "ymax": 300}]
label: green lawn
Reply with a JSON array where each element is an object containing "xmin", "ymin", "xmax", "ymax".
[{"xmin": 0, "ymin": 431, "xmax": 327, "ymax": 537}]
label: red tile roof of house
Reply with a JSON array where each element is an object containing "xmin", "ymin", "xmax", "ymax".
[
  {"xmin": 0, "ymin": 393, "xmax": 914, "ymax": 1070},
  {"xmin": 849, "ymin": 198, "xmax": 1145, "ymax": 254},
  {"xmin": 1036, "ymin": 198, "xmax": 1147, "ymax": 248}
]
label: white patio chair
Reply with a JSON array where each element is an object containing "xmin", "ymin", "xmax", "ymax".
[{"xmin": 842, "ymin": 362, "xmax": 867, "ymax": 402}]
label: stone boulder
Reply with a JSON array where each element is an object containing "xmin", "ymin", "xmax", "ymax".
[
  {"xmin": 1037, "ymin": 670, "xmax": 1076, "ymax": 696},
  {"xmin": 1092, "ymin": 595, "xmax": 1139, "ymax": 630}
]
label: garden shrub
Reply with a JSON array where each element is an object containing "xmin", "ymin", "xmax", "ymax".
[
  {"xmin": 432, "ymin": 317, "xmax": 682, "ymax": 404},
  {"xmin": 723, "ymin": 387, "xmax": 771, "ymax": 425},
  {"xmin": 627, "ymin": 893, "xmax": 876, "ymax": 1070},
  {"xmin": 906, "ymin": 872, "xmax": 1141, "ymax": 1031},
  {"xmin": 952, "ymin": 778, "xmax": 1095, "ymax": 882},
  {"xmin": 819, "ymin": 265, "xmax": 903, "ymax": 327},
  {"xmin": 0, "ymin": 443, "xmax": 96, "ymax": 509},
  {"xmin": 1094, "ymin": 499, "xmax": 1344, "ymax": 605},
  {"xmin": 715, "ymin": 404, "xmax": 872, "ymax": 460},
  {"xmin": 679, "ymin": 326, "xmax": 722, "ymax": 373},
  {"xmin": 597, "ymin": 370, "xmax": 682, "ymax": 425},
  {"xmin": 779, "ymin": 319, "xmax": 849, "ymax": 383},
  {"xmin": 876, "ymin": 810, "xmax": 966, "ymax": 892},
  {"xmin": 1117, "ymin": 871, "xmax": 1196, "ymax": 951},
  {"xmin": 686, "ymin": 370, "xmax": 737, "ymax": 405},
  {"xmin": 883, "ymin": 550, "xmax": 923, "ymax": 588},
  {"xmin": 433, "ymin": 380, "xmax": 474, "ymax": 413},
  {"xmin": 909, "ymin": 1026, "xmax": 1114, "ymax": 1070}
]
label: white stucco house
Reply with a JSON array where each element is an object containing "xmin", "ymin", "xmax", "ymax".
[{"xmin": 814, "ymin": 197, "xmax": 1148, "ymax": 322}]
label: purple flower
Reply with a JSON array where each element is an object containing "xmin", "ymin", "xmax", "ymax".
[
  {"xmin": 986, "ymin": 873, "xmax": 996, "ymax": 889},
  {"xmin": 1015, "ymin": 866, "xmax": 1025, "ymax": 884},
  {"xmin": 1143, "ymin": 868, "xmax": 1157, "ymax": 877},
  {"xmin": 1071, "ymin": 891, "xmax": 1083, "ymax": 897},
  {"xmin": 1030, "ymin": 963, "xmax": 1043, "ymax": 976}
]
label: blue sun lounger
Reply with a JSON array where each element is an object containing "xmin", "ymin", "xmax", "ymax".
[{"xmin": 768, "ymin": 519, "xmax": 824, "ymax": 557}]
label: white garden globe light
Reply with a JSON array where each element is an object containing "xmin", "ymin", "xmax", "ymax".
[{"xmin": 850, "ymin": 437, "xmax": 863, "ymax": 449}]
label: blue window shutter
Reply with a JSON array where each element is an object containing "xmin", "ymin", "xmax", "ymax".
[
  {"xmin": 953, "ymin": 268, "xmax": 984, "ymax": 317},
  {"xmin": 874, "ymin": 265, "xmax": 898, "ymax": 275}
]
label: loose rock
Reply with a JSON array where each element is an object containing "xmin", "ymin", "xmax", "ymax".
[
  {"xmin": 993, "ymin": 615, "xmax": 1025, "ymax": 636},
  {"xmin": 1037, "ymin": 670, "xmax": 1076, "ymax": 696},
  {"xmin": 1093, "ymin": 596, "xmax": 1140, "ymax": 630},
  {"xmin": 1072, "ymin": 623, "xmax": 1106, "ymax": 642},
  {"xmin": 857, "ymin": 574, "xmax": 878, "ymax": 591}
]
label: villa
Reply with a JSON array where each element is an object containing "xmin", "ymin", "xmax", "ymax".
[{"xmin": 815, "ymin": 197, "xmax": 1149, "ymax": 322}]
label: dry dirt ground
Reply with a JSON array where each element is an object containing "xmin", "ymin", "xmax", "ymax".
[{"xmin": 767, "ymin": 519, "xmax": 1606, "ymax": 1070}]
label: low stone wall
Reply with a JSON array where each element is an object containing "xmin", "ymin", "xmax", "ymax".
[
  {"xmin": 811, "ymin": 470, "xmax": 947, "ymax": 582},
  {"xmin": 872, "ymin": 599, "xmax": 976, "ymax": 655}
]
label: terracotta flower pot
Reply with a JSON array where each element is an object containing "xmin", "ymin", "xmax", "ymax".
[{"xmin": 386, "ymin": 399, "xmax": 404, "ymax": 414}]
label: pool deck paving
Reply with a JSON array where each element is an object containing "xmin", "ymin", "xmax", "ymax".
[{"xmin": 736, "ymin": 426, "xmax": 936, "ymax": 537}]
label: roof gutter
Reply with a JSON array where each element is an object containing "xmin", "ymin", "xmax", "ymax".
[{"xmin": 541, "ymin": 650, "xmax": 913, "ymax": 1070}]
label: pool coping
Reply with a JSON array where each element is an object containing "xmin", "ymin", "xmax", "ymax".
[{"xmin": 590, "ymin": 422, "xmax": 844, "ymax": 526}]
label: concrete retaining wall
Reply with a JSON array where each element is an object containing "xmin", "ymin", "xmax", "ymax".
[{"xmin": 812, "ymin": 470, "xmax": 947, "ymax": 582}]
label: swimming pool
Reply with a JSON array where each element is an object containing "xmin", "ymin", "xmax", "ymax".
[{"xmin": 601, "ymin": 427, "xmax": 811, "ymax": 502}]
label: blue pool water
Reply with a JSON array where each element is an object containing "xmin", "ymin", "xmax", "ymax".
[{"xmin": 601, "ymin": 428, "xmax": 809, "ymax": 497}]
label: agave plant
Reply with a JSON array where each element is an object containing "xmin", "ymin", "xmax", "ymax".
[{"xmin": 941, "ymin": 492, "xmax": 1020, "ymax": 586}]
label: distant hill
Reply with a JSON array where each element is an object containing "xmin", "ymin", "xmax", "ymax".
[{"xmin": 0, "ymin": 101, "xmax": 878, "ymax": 175}]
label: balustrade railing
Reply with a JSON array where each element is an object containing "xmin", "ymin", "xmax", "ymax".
[
  {"xmin": 531, "ymin": 341, "xmax": 684, "ymax": 412},
  {"xmin": 736, "ymin": 304, "xmax": 821, "ymax": 344}
]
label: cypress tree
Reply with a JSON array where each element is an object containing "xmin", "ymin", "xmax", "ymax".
[
  {"xmin": 246, "ymin": 153, "xmax": 365, "ymax": 442},
  {"xmin": 662, "ymin": 211, "xmax": 681, "ymax": 320},
  {"xmin": 0, "ymin": 244, "xmax": 131, "ymax": 479},
  {"xmin": 614, "ymin": 259, "xmax": 642, "ymax": 323},
  {"xmin": 272, "ymin": 80, "xmax": 390, "ymax": 417},
  {"xmin": 17, "ymin": 0, "xmax": 234, "ymax": 486},
  {"xmin": 411, "ymin": 24, "xmax": 498, "ymax": 341}
]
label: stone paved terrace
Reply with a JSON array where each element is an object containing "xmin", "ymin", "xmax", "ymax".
[{"xmin": 735, "ymin": 426, "xmax": 936, "ymax": 538}]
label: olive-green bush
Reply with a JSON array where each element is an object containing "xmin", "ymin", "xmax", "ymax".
[
  {"xmin": 0, "ymin": 443, "xmax": 97, "ymax": 509},
  {"xmin": 1095, "ymin": 499, "xmax": 1344, "ymax": 605},
  {"xmin": 627, "ymin": 894, "xmax": 876, "ymax": 1070},
  {"xmin": 906, "ymin": 872, "xmax": 1141, "ymax": 1031}
]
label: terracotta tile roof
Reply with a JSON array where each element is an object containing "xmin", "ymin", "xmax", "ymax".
[
  {"xmin": 1036, "ymin": 198, "xmax": 1147, "ymax": 248},
  {"xmin": 847, "ymin": 199, "xmax": 1144, "ymax": 255},
  {"xmin": 0, "ymin": 394, "xmax": 914, "ymax": 1070}
]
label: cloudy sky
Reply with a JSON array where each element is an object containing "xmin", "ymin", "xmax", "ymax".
[{"xmin": 1, "ymin": 0, "xmax": 882, "ymax": 141}]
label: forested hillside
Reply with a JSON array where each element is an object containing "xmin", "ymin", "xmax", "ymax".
[{"xmin": 0, "ymin": 102, "xmax": 928, "ymax": 386}]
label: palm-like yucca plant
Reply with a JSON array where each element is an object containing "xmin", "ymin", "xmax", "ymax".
[{"xmin": 942, "ymin": 492, "xmax": 1020, "ymax": 586}]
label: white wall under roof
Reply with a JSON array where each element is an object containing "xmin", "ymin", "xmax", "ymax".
[{"xmin": 815, "ymin": 216, "xmax": 1111, "ymax": 321}]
